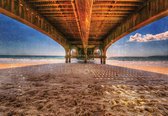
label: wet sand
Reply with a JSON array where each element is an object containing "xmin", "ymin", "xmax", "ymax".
[
  {"xmin": 0, "ymin": 63, "xmax": 46, "ymax": 69},
  {"xmin": 0, "ymin": 59, "xmax": 65, "ymax": 69},
  {"xmin": 107, "ymin": 60, "xmax": 168, "ymax": 75},
  {"xmin": 0, "ymin": 63, "xmax": 168, "ymax": 116}
]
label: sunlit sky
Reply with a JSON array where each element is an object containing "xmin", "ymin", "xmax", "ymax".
[
  {"xmin": 0, "ymin": 14, "xmax": 64, "ymax": 56},
  {"xmin": 107, "ymin": 16, "xmax": 168, "ymax": 57},
  {"xmin": 0, "ymin": 14, "xmax": 168, "ymax": 57}
]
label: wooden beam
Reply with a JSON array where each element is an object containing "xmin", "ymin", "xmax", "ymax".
[
  {"xmin": 48, "ymin": 16, "xmax": 75, "ymax": 19},
  {"xmin": 93, "ymin": 3, "xmax": 140, "ymax": 7},
  {"xmin": 43, "ymin": 15, "xmax": 74, "ymax": 17},
  {"xmin": 28, "ymin": 0, "xmax": 71, "ymax": 3},
  {"xmin": 92, "ymin": 14, "xmax": 127, "ymax": 17},
  {"xmin": 93, "ymin": 7, "xmax": 135, "ymax": 11},
  {"xmin": 37, "ymin": 8, "xmax": 73, "ymax": 11},
  {"xmin": 74, "ymin": 0, "xmax": 93, "ymax": 48},
  {"xmin": 95, "ymin": 0, "xmax": 143, "ymax": 2},
  {"xmin": 31, "ymin": 2, "xmax": 71, "ymax": 5},
  {"xmin": 71, "ymin": 41, "xmax": 102, "ymax": 45},
  {"xmin": 53, "ymin": 0, "xmax": 78, "ymax": 41},
  {"xmin": 91, "ymin": 17, "xmax": 123, "ymax": 21},
  {"xmin": 91, "ymin": 0, "xmax": 120, "ymax": 44},
  {"xmin": 71, "ymin": 0, "xmax": 82, "ymax": 46},
  {"xmin": 92, "ymin": 11, "xmax": 132, "ymax": 13},
  {"xmin": 39, "ymin": 11, "xmax": 74, "ymax": 14},
  {"xmin": 35, "ymin": 4, "xmax": 71, "ymax": 7}
]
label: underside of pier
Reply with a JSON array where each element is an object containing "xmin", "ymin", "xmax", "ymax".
[{"xmin": 0, "ymin": 0, "xmax": 168, "ymax": 63}]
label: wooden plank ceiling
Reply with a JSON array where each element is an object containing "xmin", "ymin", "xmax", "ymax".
[{"xmin": 26, "ymin": 0, "xmax": 145, "ymax": 48}]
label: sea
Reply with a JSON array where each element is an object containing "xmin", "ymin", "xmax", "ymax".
[
  {"xmin": 106, "ymin": 56, "xmax": 168, "ymax": 69},
  {"xmin": 0, "ymin": 55, "xmax": 168, "ymax": 63},
  {"xmin": 0, "ymin": 55, "xmax": 65, "ymax": 59},
  {"xmin": 0, "ymin": 55, "xmax": 167, "ymax": 75},
  {"xmin": 108, "ymin": 56, "xmax": 168, "ymax": 61},
  {"xmin": 0, "ymin": 55, "xmax": 66, "ymax": 64},
  {"xmin": 0, "ymin": 55, "xmax": 167, "ymax": 61},
  {"xmin": 0, "ymin": 55, "xmax": 167, "ymax": 65}
]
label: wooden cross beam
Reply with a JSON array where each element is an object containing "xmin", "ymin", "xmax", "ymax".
[{"xmin": 74, "ymin": 0, "xmax": 93, "ymax": 49}]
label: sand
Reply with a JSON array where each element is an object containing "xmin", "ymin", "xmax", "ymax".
[
  {"xmin": 0, "ymin": 59, "xmax": 168, "ymax": 75},
  {"xmin": 0, "ymin": 63, "xmax": 168, "ymax": 116},
  {"xmin": 0, "ymin": 63, "xmax": 46, "ymax": 69},
  {"xmin": 0, "ymin": 59, "xmax": 65, "ymax": 69},
  {"xmin": 107, "ymin": 60, "xmax": 168, "ymax": 75}
]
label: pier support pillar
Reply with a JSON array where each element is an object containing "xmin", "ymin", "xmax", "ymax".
[
  {"xmin": 68, "ymin": 49, "xmax": 71, "ymax": 63},
  {"xmin": 100, "ymin": 56, "xmax": 103, "ymax": 64},
  {"xmin": 65, "ymin": 56, "xmax": 69, "ymax": 63},
  {"xmin": 68, "ymin": 56, "xmax": 71, "ymax": 63},
  {"xmin": 84, "ymin": 55, "xmax": 87, "ymax": 63},
  {"xmin": 101, "ymin": 48, "xmax": 107, "ymax": 64},
  {"xmin": 84, "ymin": 48, "xmax": 88, "ymax": 63},
  {"xmin": 102, "ymin": 56, "xmax": 106, "ymax": 64},
  {"xmin": 100, "ymin": 56, "xmax": 106, "ymax": 64},
  {"xmin": 65, "ymin": 48, "xmax": 71, "ymax": 63}
]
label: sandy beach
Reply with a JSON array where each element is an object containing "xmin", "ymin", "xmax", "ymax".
[
  {"xmin": 0, "ymin": 58, "xmax": 167, "ymax": 75},
  {"xmin": 0, "ymin": 63, "xmax": 168, "ymax": 115},
  {"xmin": 0, "ymin": 58, "xmax": 65, "ymax": 69},
  {"xmin": 107, "ymin": 60, "xmax": 168, "ymax": 75}
]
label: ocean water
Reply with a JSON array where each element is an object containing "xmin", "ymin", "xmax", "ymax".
[
  {"xmin": 0, "ymin": 55, "xmax": 66, "ymax": 64},
  {"xmin": 0, "ymin": 55, "xmax": 64, "ymax": 59},
  {"xmin": 0, "ymin": 55, "xmax": 168, "ymax": 65},
  {"xmin": 0, "ymin": 55, "xmax": 167, "ymax": 74},
  {"xmin": 108, "ymin": 56, "xmax": 168, "ymax": 61},
  {"xmin": 107, "ymin": 56, "xmax": 168, "ymax": 68}
]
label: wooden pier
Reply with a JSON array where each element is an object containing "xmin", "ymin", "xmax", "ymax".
[{"xmin": 0, "ymin": 0, "xmax": 168, "ymax": 63}]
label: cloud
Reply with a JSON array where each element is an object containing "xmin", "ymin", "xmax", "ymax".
[{"xmin": 128, "ymin": 31, "xmax": 168, "ymax": 42}]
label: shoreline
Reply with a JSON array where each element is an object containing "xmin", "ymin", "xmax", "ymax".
[
  {"xmin": 0, "ymin": 59, "xmax": 167, "ymax": 75},
  {"xmin": 107, "ymin": 60, "xmax": 168, "ymax": 75}
]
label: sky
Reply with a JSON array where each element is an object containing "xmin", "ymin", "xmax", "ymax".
[
  {"xmin": 0, "ymin": 14, "xmax": 65, "ymax": 56},
  {"xmin": 0, "ymin": 14, "xmax": 168, "ymax": 57},
  {"xmin": 107, "ymin": 16, "xmax": 168, "ymax": 57}
]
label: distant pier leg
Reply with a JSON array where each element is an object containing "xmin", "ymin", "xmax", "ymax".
[
  {"xmin": 100, "ymin": 57, "xmax": 103, "ymax": 64},
  {"xmin": 68, "ymin": 56, "xmax": 71, "ymax": 63},
  {"xmin": 103, "ymin": 57, "xmax": 106, "ymax": 64},
  {"xmin": 101, "ymin": 48, "xmax": 107, "ymax": 64},
  {"xmin": 65, "ymin": 56, "xmax": 68, "ymax": 63},
  {"xmin": 84, "ymin": 55, "xmax": 87, "ymax": 63}
]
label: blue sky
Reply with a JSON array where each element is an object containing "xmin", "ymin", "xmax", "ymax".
[
  {"xmin": 107, "ymin": 16, "xmax": 168, "ymax": 57},
  {"xmin": 0, "ymin": 14, "xmax": 64, "ymax": 56},
  {"xmin": 0, "ymin": 14, "xmax": 168, "ymax": 57}
]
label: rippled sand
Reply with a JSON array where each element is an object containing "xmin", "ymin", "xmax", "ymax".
[{"xmin": 0, "ymin": 64, "xmax": 168, "ymax": 115}]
